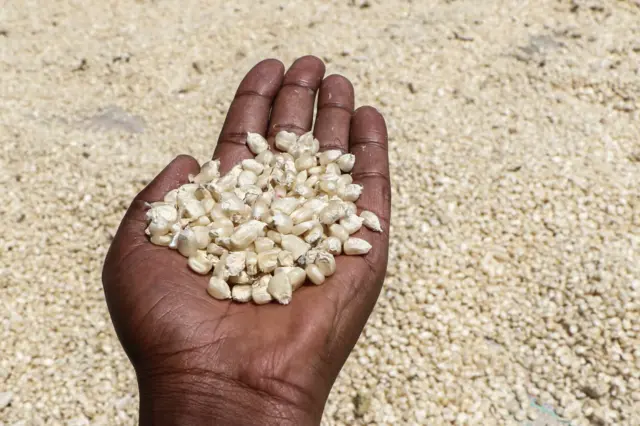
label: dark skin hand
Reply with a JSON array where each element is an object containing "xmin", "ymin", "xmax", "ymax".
[{"xmin": 102, "ymin": 56, "xmax": 391, "ymax": 426}]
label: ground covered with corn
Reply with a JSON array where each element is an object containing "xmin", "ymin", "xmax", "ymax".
[{"xmin": 1, "ymin": 0, "xmax": 639, "ymax": 425}]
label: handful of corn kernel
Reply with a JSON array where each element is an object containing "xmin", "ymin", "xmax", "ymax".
[{"xmin": 145, "ymin": 131, "xmax": 382, "ymax": 305}]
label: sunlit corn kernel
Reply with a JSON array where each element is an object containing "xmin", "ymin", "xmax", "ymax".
[
  {"xmin": 305, "ymin": 264, "xmax": 325, "ymax": 285},
  {"xmin": 268, "ymin": 271, "xmax": 292, "ymax": 305},
  {"xmin": 329, "ymin": 224, "xmax": 349, "ymax": 243},
  {"xmin": 232, "ymin": 284, "xmax": 253, "ymax": 303},
  {"xmin": 360, "ymin": 210, "xmax": 383, "ymax": 232},
  {"xmin": 207, "ymin": 277, "xmax": 231, "ymax": 300},
  {"xmin": 246, "ymin": 132, "xmax": 269, "ymax": 154},
  {"xmin": 343, "ymin": 238, "xmax": 372, "ymax": 255}
]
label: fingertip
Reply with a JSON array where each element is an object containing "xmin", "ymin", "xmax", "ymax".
[
  {"xmin": 254, "ymin": 58, "xmax": 286, "ymax": 76},
  {"xmin": 353, "ymin": 105, "xmax": 382, "ymax": 119},
  {"xmin": 322, "ymin": 74, "xmax": 354, "ymax": 92},
  {"xmin": 172, "ymin": 154, "xmax": 200, "ymax": 170},
  {"xmin": 294, "ymin": 55, "xmax": 326, "ymax": 73}
]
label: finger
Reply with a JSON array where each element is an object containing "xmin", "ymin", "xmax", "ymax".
[
  {"xmin": 215, "ymin": 59, "xmax": 285, "ymax": 172},
  {"xmin": 267, "ymin": 55, "xmax": 325, "ymax": 147},
  {"xmin": 307, "ymin": 106, "xmax": 390, "ymax": 355},
  {"xmin": 106, "ymin": 155, "xmax": 200, "ymax": 254},
  {"xmin": 313, "ymin": 74, "xmax": 354, "ymax": 152}
]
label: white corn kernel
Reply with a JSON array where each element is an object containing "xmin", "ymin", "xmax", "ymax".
[
  {"xmin": 255, "ymin": 149, "xmax": 275, "ymax": 166},
  {"xmin": 338, "ymin": 184, "xmax": 363, "ymax": 202},
  {"xmin": 147, "ymin": 218, "xmax": 170, "ymax": 236},
  {"xmin": 291, "ymin": 219, "xmax": 318, "ymax": 236},
  {"xmin": 319, "ymin": 236, "xmax": 342, "ymax": 255},
  {"xmin": 193, "ymin": 159, "xmax": 221, "ymax": 184},
  {"xmin": 225, "ymin": 251, "xmax": 246, "ymax": 276},
  {"xmin": 246, "ymin": 132, "xmax": 269, "ymax": 154},
  {"xmin": 295, "ymin": 170, "xmax": 308, "ymax": 186},
  {"xmin": 290, "ymin": 207, "xmax": 314, "ymax": 225},
  {"xmin": 360, "ymin": 210, "xmax": 383, "ymax": 232},
  {"xmin": 315, "ymin": 251, "xmax": 336, "ymax": 277},
  {"xmin": 163, "ymin": 189, "xmax": 179, "ymax": 205},
  {"xmin": 177, "ymin": 228, "xmax": 199, "ymax": 257},
  {"xmin": 336, "ymin": 174, "xmax": 353, "ymax": 189},
  {"xmin": 207, "ymin": 277, "xmax": 231, "ymax": 300},
  {"xmin": 271, "ymin": 197, "xmax": 299, "ymax": 215},
  {"xmin": 280, "ymin": 234, "xmax": 311, "ymax": 260},
  {"xmin": 318, "ymin": 180, "xmax": 338, "ymax": 196},
  {"xmin": 320, "ymin": 201, "xmax": 347, "ymax": 225},
  {"xmin": 329, "ymin": 224, "xmax": 349, "ymax": 243},
  {"xmin": 147, "ymin": 204, "xmax": 179, "ymax": 223},
  {"xmin": 275, "ymin": 130, "xmax": 298, "ymax": 152},
  {"xmin": 325, "ymin": 163, "xmax": 342, "ymax": 176},
  {"xmin": 295, "ymin": 154, "xmax": 316, "ymax": 171},
  {"xmin": 339, "ymin": 214, "xmax": 364, "ymax": 235},
  {"xmin": 343, "ymin": 238, "xmax": 372, "ymax": 255},
  {"xmin": 206, "ymin": 243, "xmax": 226, "ymax": 256},
  {"xmin": 237, "ymin": 170, "xmax": 258, "ymax": 187},
  {"xmin": 209, "ymin": 219, "xmax": 234, "ymax": 239},
  {"xmin": 337, "ymin": 153, "xmax": 355, "ymax": 172},
  {"xmin": 293, "ymin": 183, "xmax": 315, "ymax": 199},
  {"xmin": 278, "ymin": 250, "xmax": 294, "ymax": 267},
  {"xmin": 213, "ymin": 253, "xmax": 229, "ymax": 280},
  {"xmin": 188, "ymin": 250, "xmax": 213, "ymax": 275},
  {"xmin": 232, "ymin": 284, "xmax": 253, "ymax": 303},
  {"xmin": 241, "ymin": 158, "xmax": 265, "ymax": 175},
  {"xmin": 194, "ymin": 212, "xmax": 212, "ymax": 225},
  {"xmin": 305, "ymin": 264, "xmax": 325, "ymax": 285},
  {"xmin": 308, "ymin": 165, "xmax": 324, "ymax": 175},
  {"xmin": 150, "ymin": 234, "xmax": 172, "ymax": 246},
  {"xmin": 304, "ymin": 197, "xmax": 328, "ymax": 215},
  {"xmin": 192, "ymin": 226, "xmax": 212, "ymax": 249},
  {"xmin": 343, "ymin": 201, "xmax": 358, "ymax": 216},
  {"xmin": 303, "ymin": 223, "xmax": 324, "ymax": 245},
  {"xmin": 288, "ymin": 267, "xmax": 307, "ymax": 290},
  {"xmin": 258, "ymin": 248, "xmax": 281, "ymax": 273},
  {"xmin": 246, "ymin": 251, "xmax": 258, "ymax": 275},
  {"xmin": 268, "ymin": 272, "xmax": 292, "ymax": 305},
  {"xmin": 230, "ymin": 220, "xmax": 266, "ymax": 250},
  {"xmin": 252, "ymin": 276, "xmax": 273, "ymax": 305},
  {"xmin": 318, "ymin": 149, "xmax": 342, "ymax": 165},
  {"xmin": 272, "ymin": 211, "xmax": 294, "ymax": 234},
  {"xmin": 254, "ymin": 237, "xmax": 275, "ymax": 253},
  {"xmin": 273, "ymin": 184, "xmax": 288, "ymax": 199},
  {"xmin": 252, "ymin": 200, "xmax": 270, "ymax": 221}
]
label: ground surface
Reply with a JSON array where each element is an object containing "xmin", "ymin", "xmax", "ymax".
[{"xmin": 1, "ymin": 0, "xmax": 639, "ymax": 425}]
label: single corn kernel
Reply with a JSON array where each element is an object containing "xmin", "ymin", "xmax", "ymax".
[
  {"xmin": 254, "ymin": 237, "xmax": 275, "ymax": 253},
  {"xmin": 272, "ymin": 212, "xmax": 294, "ymax": 234},
  {"xmin": 304, "ymin": 197, "xmax": 328, "ymax": 215},
  {"xmin": 230, "ymin": 220, "xmax": 266, "ymax": 250},
  {"xmin": 206, "ymin": 243, "xmax": 226, "ymax": 256},
  {"xmin": 291, "ymin": 219, "xmax": 318, "ymax": 236},
  {"xmin": 338, "ymin": 184, "xmax": 363, "ymax": 202},
  {"xmin": 271, "ymin": 197, "xmax": 299, "ymax": 215},
  {"xmin": 336, "ymin": 174, "xmax": 353, "ymax": 189},
  {"xmin": 255, "ymin": 149, "xmax": 275, "ymax": 166},
  {"xmin": 360, "ymin": 210, "xmax": 383, "ymax": 232},
  {"xmin": 325, "ymin": 163, "xmax": 342, "ymax": 176},
  {"xmin": 339, "ymin": 214, "xmax": 364, "ymax": 235},
  {"xmin": 275, "ymin": 131, "xmax": 298, "ymax": 152},
  {"xmin": 319, "ymin": 201, "xmax": 347, "ymax": 225},
  {"xmin": 191, "ymin": 226, "xmax": 212, "ymax": 249},
  {"xmin": 278, "ymin": 250, "xmax": 294, "ymax": 267},
  {"xmin": 241, "ymin": 158, "xmax": 265, "ymax": 174},
  {"xmin": 147, "ymin": 204, "xmax": 179, "ymax": 223},
  {"xmin": 246, "ymin": 132, "xmax": 269, "ymax": 154},
  {"xmin": 295, "ymin": 154, "xmax": 316, "ymax": 171},
  {"xmin": 258, "ymin": 248, "xmax": 281, "ymax": 273},
  {"xmin": 305, "ymin": 264, "xmax": 326, "ymax": 285},
  {"xmin": 163, "ymin": 189, "xmax": 179, "ymax": 205},
  {"xmin": 293, "ymin": 183, "xmax": 315, "ymax": 199},
  {"xmin": 343, "ymin": 201, "xmax": 358, "ymax": 216},
  {"xmin": 147, "ymin": 217, "xmax": 171, "ymax": 236},
  {"xmin": 150, "ymin": 234, "xmax": 172, "ymax": 246},
  {"xmin": 308, "ymin": 165, "xmax": 324, "ymax": 175},
  {"xmin": 329, "ymin": 224, "xmax": 349, "ymax": 243},
  {"xmin": 318, "ymin": 149, "xmax": 342, "ymax": 165},
  {"xmin": 295, "ymin": 170, "xmax": 308, "ymax": 186},
  {"xmin": 225, "ymin": 251, "xmax": 246, "ymax": 276},
  {"xmin": 319, "ymin": 236, "xmax": 342, "ymax": 255},
  {"xmin": 290, "ymin": 207, "xmax": 314, "ymax": 225},
  {"xmin": 337, "ymin": 153, "xmax": 356, "ymax": 172},
  {"xmin": 192, "ymin": 159, "xmax": 221, "ymax": 184},
  {"xmin": 213, "ymin": 253, "xmax": 230, "ymax": 280},
  {"xmin": 280, "ymin": 234, "xmax": 311, "ymax": 260},
  {"xmin": 209, "ymin": 219, "xmax": 234, "ymax": 239},
  {"xmin": 232, "ymin": 285, "xmax": 253, "ymax": 303},
  {"xmin": 194, "ymin": 212, "xmax": 212, "ymax": 226},
  {"xmin": 343, "ymin": 238, "xmax": 372, "ymax": 255},
  {"xmin": 188, "ymin": 250, "xmax": 213, "ymax": 275},
  {"xmin": 318, "ymin": 180, "xmax": 338, "ymax": 196},
  {"xmin": 288, "ymin": 267, "xmax": 307, "ymax": 290},
  {"xmin": 237, "ymin": 170, "xmax": 258, "ymax": 187},
  {"xmin": 268, "ymin": 272, "xmax": 292, "ymax": 305},
  {"xmin": 177, "ymin": 228, "xmax": 199, "ymax": 258},
  {"xmin": 252, "ymin": 275, "xmax": 273, "ymax": 305},
  {"xmin": 208, "ymin": 277, "xmax": 231, "ymax": 300},
  {"xmin": 273, "ymin": 184, "xmax": 288, "ymax": 199},
  {"xmin": 303, "ymin": 223, "xmax": 324, "ymax": 245},
  {"xmin": 246, "ymin": 251, "xmax": 258, "ymax": 275},
  {"xmin": 315, "ymin": 251, "xmax": 336, "ymax": 277}
]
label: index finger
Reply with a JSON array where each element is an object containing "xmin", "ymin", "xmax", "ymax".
[{"xmin": 214, "ymin": 59, "xmax": 284, "ymax": 173}]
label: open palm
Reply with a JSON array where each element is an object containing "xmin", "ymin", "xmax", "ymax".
[{"xmin": 102, "ymin": 56, "xmax": 390, "ymax": 425}]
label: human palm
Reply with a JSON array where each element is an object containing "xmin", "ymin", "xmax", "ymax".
[{"xmin": 102, "ymin": 56, "xmax": 390, "ymax": 425}]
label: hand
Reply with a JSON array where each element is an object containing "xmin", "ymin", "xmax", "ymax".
[{"xmin": 102, "ymin": 56, "xmax": 391, "ymax": 426}]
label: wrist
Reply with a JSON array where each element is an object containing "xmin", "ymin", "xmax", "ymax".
[{"xmin": 137, "ymin": 370, "xmax": 320, "ymax": 426}]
